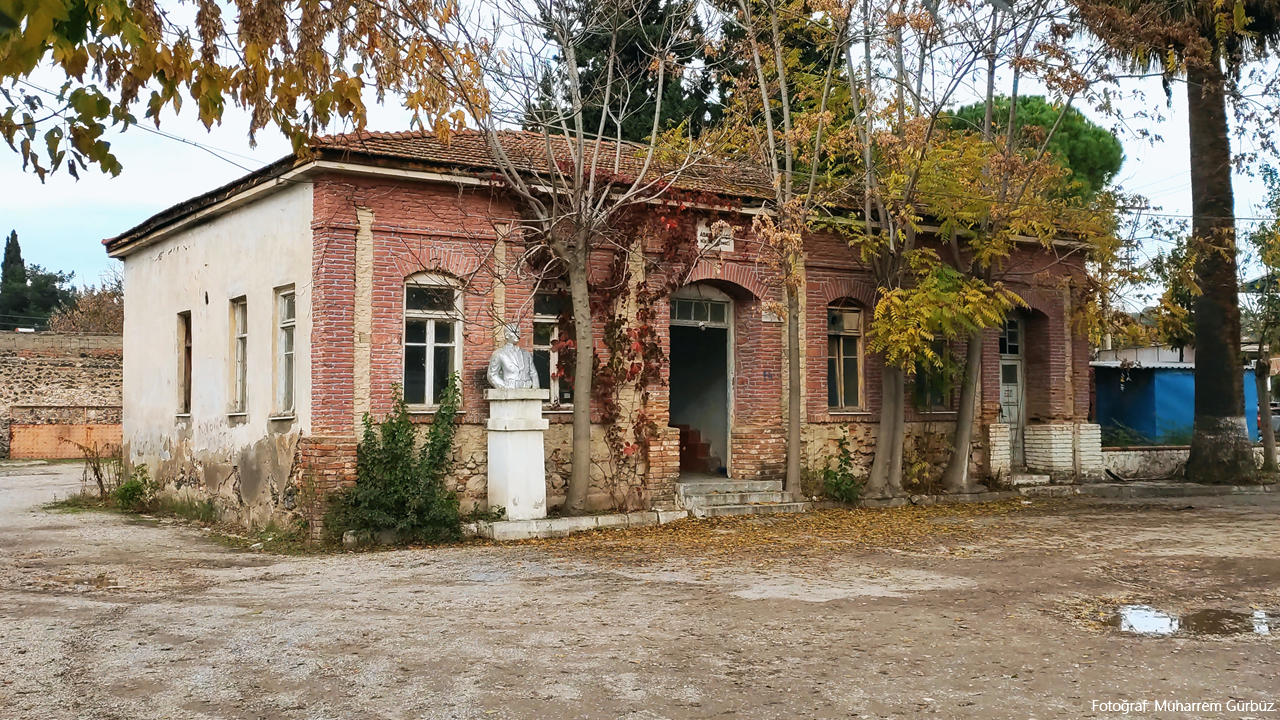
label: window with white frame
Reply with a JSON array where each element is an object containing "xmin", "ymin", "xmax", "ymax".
[
  {"xmin": 532, "ymin": 292, "xmax": 574, "ymax": 405},
  {"xmin": 275, "ymin": 288, "xmax": 296, "ymax": 415},
  {"xmin": 404, "ymin": 278, "xmax": 461, "ymax": 406},
  {"xmin": 230, "ymin": 297, "xmax": 248, "ymax": 414},
  {"xmin": 827, "ymin": 300, "xmax": 863, "ymax": 410}
]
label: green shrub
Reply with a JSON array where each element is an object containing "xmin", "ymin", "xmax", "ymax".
[
  {"xmin": 821, "ymin": 436, "xmax": 864, "ymax": 504},
  {"xmin": 150, "ymin": 495, "xmax": 219, "ymax": 523},
  {"xmin": 325, "ymin": 376, "xmax": 463, "ymax": 544},
  {"xmin": 113, "ymin": 478, "xmax": 148, "ymax": 512}
]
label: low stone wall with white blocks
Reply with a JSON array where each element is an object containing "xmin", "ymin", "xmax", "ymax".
[
  {"xmin": 1023, "ymin": 423, "xmax": 1104, "ymax": 482},
  {"xmin": 988, "ymin": 423, "xmax": 1011, "ymax": 482}
]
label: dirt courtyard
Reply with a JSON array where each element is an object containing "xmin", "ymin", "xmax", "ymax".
[{"xmin": 1, "ymin": 463, "xmax": 1277, "ymax": 719}]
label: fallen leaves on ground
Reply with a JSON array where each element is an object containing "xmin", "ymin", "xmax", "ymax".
[
  {"xmin": 1053, "ymin": 594, "xmax": 1146, "ymax": 633},
  {"xmin": 510, "ymin": 499, "xmax": 1070, "ymax": 568}
]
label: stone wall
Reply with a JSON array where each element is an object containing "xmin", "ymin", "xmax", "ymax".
[
  {"xmin": 439, "ymin": 420, "xmax": 665, "ymax": 515},
  {"xmin": 1102, "ymin": 446, "xmax": 1189, "ymax": 480},
  {"xmin": 802, "ymin": 419, "xmax": 991, "ymax": 495},
  {"xmin": 0, "ymin": 333, "xmax": 123, "ymax": 458}
]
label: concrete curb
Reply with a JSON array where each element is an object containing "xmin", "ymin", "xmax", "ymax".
[
  {"xmin": 1021, "ymin": 482, "xmax": 1279, "ymax": 499},
  {"xmin": 466, "ymin": 482, "xmax": 1278, "ymax": 541},
  {"xmin": 474, "ymin": 509, "xmax": 689, "ymax": 541},
  {"xmin": 821, "ymin": 482, "xmax": 1278, "ymax": 509}
]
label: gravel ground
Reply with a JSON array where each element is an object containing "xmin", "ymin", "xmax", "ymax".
[{"xmin": 1, "ymin": 462, "xmax": 1278, "ymax": 719}]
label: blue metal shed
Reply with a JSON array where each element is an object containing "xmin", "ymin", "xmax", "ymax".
[{"xmin": 1093, "ymin": 362, "xmax": 1258, "ymax": 444}]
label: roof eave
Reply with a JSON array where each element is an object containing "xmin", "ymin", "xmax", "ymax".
[{"xmin": 104, "ymin": 155, "xmax": 313, "ymax": 258}]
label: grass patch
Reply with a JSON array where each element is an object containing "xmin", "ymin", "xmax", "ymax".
[
  {"xmin": 45, "ymin": 492, "xmax": 115, "ymax": 513},
  {"xmin": 45, "ymin": 487, "xmax": 314, "ymax": 555},
  {"xmin": 205, "ymin": 520, "xmax": 311, "ymax": 555},
  {"xmin": 148, "ymin": 495, "xmax": 219, "ymax": 524}
]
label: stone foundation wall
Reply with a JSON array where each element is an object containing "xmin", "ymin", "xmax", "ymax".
[
  {"xmin": 803, "ymin": 420, "xmax": 995, "ymax": 495},
  {"xmin": 1102, "ymin": 446, "xmax": 1189, "ymax": 480},
  {"xmin": 1076, "ymin": 424, "xmax": 1104, "ymax": 481},
  {"xmin": 436, "ymin": 420, "xmax": 672, "ymax": 515}
]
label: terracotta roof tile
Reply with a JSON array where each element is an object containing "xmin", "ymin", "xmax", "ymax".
[
  {"xmin": 311, "ymin": 129, "xmax": 775, "ymax": 199},
  {"xmin": 105, "ymin": 129, "xmax": 776, "ymax": 255}
]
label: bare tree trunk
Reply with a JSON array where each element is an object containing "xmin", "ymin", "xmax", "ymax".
[
  {"xmin": 941, "ymin": 327, "xmax": 986, "ymax": 493},
  {"xmin": 866, "ymin": 364, "xmax": 906, "ymax": 497},
  {"xmin": 562, "ymin": 252, "xmax": 594, "ymax": 515},
  {"xmin": 1183, "ymin": 58, "xmax": 1256, "ymax": 485},
  {"xmin": 785, "ymin": 284, "xmax": 803, "ymax": 495},
  {"xmin": 1258, "ymin": 352, "xmax": 1277, "ymax": 472}
]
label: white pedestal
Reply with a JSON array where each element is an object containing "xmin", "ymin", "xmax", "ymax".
[{"xmin": 486, "ymin": 388, "xmax": 550, "ymax": 520}]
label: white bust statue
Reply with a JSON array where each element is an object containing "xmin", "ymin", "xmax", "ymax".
[{"xmin": 487, "ymin": 324, "xmax": 540, "ymax": 389}]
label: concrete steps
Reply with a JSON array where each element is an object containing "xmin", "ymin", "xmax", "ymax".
[
  {"xmin": 678, "ymin": 479, "xmax": 782, "ymax": 495},
  {"xmin": 698, "ymin": 501, "xmax": 810, "ymax": 517},
  {"xmin": 686, "ymin": 491, "xmax": 787, "ymax": 507},
  {"xmin": 675, "ymin": 478, "xmax": 809, "ymax": 518}
]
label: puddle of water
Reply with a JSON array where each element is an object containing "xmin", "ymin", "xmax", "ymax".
[
  {"xmin": 1110, "ymin": 605, "xmax": 1272, "ymax": 636},
  {"xmin": 1112, "ymin": 606, "xmax": 1179, "ymax": 635}
]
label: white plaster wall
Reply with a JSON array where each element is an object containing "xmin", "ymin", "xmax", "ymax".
[{"xmin": 121, "ymin": 182, "xmax": 313, "ymax": 512}]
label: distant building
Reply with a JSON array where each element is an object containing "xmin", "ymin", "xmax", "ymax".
[{"xmin": 1092, "ymin": 353, "xmax": 1259, "ymax": 445}]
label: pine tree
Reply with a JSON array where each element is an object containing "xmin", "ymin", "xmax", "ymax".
[
  {"xmin": 948, "ymin": 96, "xmax": 1124, "ymax": 198},
  {"xmin": 0, "ymin": 231, "xmax": 76, "ymax": 330},
  {"xmin": 525, "ymin": 0, "xmax": 718, "ymax": 142},
  {"xmin": 0, "ymin": 231, "xmax": 28, "ymax": 324},
  {"xmin": 2, "ymin": 231, "xmax": 24, "ymax": 288}
]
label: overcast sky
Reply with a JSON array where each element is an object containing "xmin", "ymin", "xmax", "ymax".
[{"xmin": 0, "ymin": 73, "xmax": 1271, "ymax": 291}]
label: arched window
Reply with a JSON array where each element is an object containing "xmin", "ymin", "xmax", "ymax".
[
  {"xmin": 827, "ymin": 299, "xmax": 864, "ymax": 410},
  {"xmin": 403, "ymin": 273, "xmax": 462, "ymax": 407}
]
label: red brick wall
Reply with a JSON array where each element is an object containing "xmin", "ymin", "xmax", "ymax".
[
  {"xmin": 301, "ymin": 172, "xmax": 1094, "ymax": 499},
  {"xmin": 294, "ymin": 435, "xmax": 358, "ymax": 540}
]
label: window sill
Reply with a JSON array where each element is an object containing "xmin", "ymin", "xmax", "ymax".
[
  {"xmin": 227, "ymin": 412, "xmax": 248, "ymax": 418},
  {"xmin": 269, "ymin": 414, "xmax": 296, "ymax": 422},
  {"xmin": 408, "ymin": 407, "xmax": 469, "ymax": 416},
  {"xmin": 827, "ymin": 410, "xmax": 871, "ymax": 416},
  {"xmin": 175, "ymin": 413, "xmax": 191, "ymax": 419}
]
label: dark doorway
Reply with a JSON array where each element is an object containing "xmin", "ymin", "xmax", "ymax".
[{"xmin": 669, "ymin": 324, "xmax": 729, "ymax": 475}]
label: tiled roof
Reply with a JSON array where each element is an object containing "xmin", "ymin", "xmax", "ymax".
[
  {"xmin": 311, "ymin": 129, "xmax": 775, "ymax": 199},
  {"xmin": 104, "ymin": 129, "xmax": 776, "ymax": 255}
]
